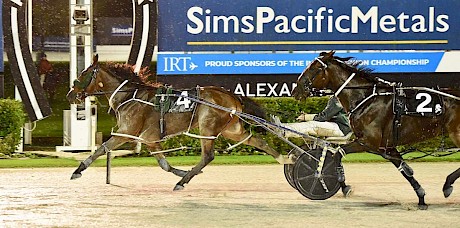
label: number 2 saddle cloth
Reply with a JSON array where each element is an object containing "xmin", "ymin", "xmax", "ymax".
[{"xmin": 393, "ymin": 87, "xmax": 443, "ymax": 117}]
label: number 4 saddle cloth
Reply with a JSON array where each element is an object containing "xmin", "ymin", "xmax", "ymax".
[{"xmin": 153, "ymin": 86, "xmax": 198, "ymax": 113}]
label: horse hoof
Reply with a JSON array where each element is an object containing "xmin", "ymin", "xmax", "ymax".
[
  {"xmin": 443, "ymin": 186, "xmax": 453, "ymax": 198},
  {"xmin": 70, "ymin": 173, "xmax": 82, "ymax": 180},
  {"xmin": 342, "ymin": 185, "xmax": 353, "ymax": 198},
  {"xmin": 173, "ymin": 184, "xmax": 184, "ymax": 191},
  {"xmin": 418, "ymin": 204, "xmax": 428, "ymax": 210}
]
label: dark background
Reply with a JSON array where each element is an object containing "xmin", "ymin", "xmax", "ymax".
[
  {"xmin": 30, "ymin": 1, "xmax": 460, "ymax": 92},
  {"xmin": 33, "ymin": 0, "xmax": 132, "ymax": 44}
]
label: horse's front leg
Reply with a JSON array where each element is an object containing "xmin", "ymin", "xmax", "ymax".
[
  {"xmin": 173, "ymin": 139, "xmax": 215, "ymax": 190},
  {"xmin": 71, "ymin": 136, "xmax": 129, "ymax": 180},
  {"xmin": 443, "ymin": 168, "xmax": 460, "ymax": 198},
  {"xmin": 384, "ymin": 148, "xmax": 427, "ymax": 210}
]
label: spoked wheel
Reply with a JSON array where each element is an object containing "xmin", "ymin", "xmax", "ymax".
[
  {"xmin": 284, "ymin": 144, "xmax": 311, "ymax": 190},
  {"xmin": 284, "ymin": 164, "xmax": 296, "ymax": 189},
  {"xmin": 284, "ymin": 164, "xmax": 297, "ymax": 190},
  {"xmin": 292, "ymin": 148, "xmax": 340, "ymax": 200}
]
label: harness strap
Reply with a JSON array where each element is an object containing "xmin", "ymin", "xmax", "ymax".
[
  {"xmin": 226, "ymin": 133, "xmax": 252, "ymax": 150},
  {"xmin": 183, "ymin": 132, "xmax": 218, "ymax": 139},
  {"xmin": 335, "ymin": 73, "xmax": 356, "ymax": 97},
  {"xmin": 350, "ymin": 85, "xmax": 393, "ymax": 114},
  {"xmin": 108, "ymin": 80, "xmax": 129, "ymax": 109},
  {"xmin": 159, "ymin": 91, "xmax": 166, "ymax": 138},
  {"xmin": 111, "ymin": 130, "xmax": 144, "ymax": 141},
  {"xmin": 399, "ymin": 87, "xmax": 460, "ymax": 101},
  {"xmin": 392, "ymin": 84, "xmax": 405, "ymax": 146},
  {"xmin": 316, "ymin": 57, "xmax": 328, "ymax": 68},
  {"xmin": 375, "ymin": 77, "xmax": 397, "ymax": 86},
  {"xmin": 114, "ymin": 89, "xmax": 158, "ymax": 113}
]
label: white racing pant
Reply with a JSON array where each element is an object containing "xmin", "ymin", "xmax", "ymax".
[
  {"xmin": 281, "ymin": 121, "xmax": 344, "ymax": 138},
  {"xmin": 40, "ymin": 74, "xmax": 46, "ymax": 86}
]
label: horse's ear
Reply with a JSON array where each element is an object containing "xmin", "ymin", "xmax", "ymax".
[
  {"xmin": 326, "ymin": 50, "xmax": 335, "ymax": 58},
  {"xmin": 92, "ymin": 54, "xmax": 99, "ymax": 66},
  {"xmin": 320, "ymin": 50, "xmax": 335, "ymax": 60}
]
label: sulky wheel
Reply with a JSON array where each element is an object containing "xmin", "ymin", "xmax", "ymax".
[
  {"xmin": 292, "ymin": 148, "xmax": 340, "ymax": 200},
  {"xmin": 284, "ymin": 145, "xmax": 310, "ymax": 190},
  {"xmin": 284, "ymin": 163, "xmax": 296, "ymax": 190},
  {"xmin": 284, "ymin": 148, "xmax": 300, "ymax": 189}
]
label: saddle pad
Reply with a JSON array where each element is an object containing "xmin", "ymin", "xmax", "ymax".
[
  {"xmin": 394, "ymin": 89, "xmax": 443, "ymax": 117},
  {"xmin": 156, "ymin": 88, "xmax": 198, "ymax": 113},
  {"xmin": 169, "ymin": 89, "xmax": 198, "ymax": 113}
]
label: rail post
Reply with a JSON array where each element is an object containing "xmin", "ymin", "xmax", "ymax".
[{"xmin": 106, "ymin": 150, "xmax": 111, "ymax": 184}]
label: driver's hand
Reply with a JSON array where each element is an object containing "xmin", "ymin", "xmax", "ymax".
[{"xmin": 296, "ymin": 113, "xmax": 316, "ymax": 122}]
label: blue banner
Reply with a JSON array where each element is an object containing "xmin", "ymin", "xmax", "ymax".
[
  {"xmin": 158, "ymin": 0, "xmax": 460, "ymax": 52},
  {"xmin": 158, "ymin": 52, "xmax": 444, "ymax": 75}
]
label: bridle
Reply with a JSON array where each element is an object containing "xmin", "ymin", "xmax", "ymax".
[
  {"xmin": 73, "ymin": 65, "xmax": 100, "ymax": 101},
  {"xmin": 298, "ymin": 57, "xmax": 329, "ymax": 96}
]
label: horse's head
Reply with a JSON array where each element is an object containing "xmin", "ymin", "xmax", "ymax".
[
  {"xmin": 67, "ymin": 54, "xmax": 103, "ymax": 104},
  {"xmin": 292, "ymin": 51, "xmax": 359, "ymax": 100},
  {"xmin": 292, "ymin": 51, "xmax": 337, "ymax": 101}
]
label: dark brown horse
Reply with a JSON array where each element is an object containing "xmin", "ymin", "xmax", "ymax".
[
  {"xmin": 292, "ymin": 51, "xmax": 460, "ymax": 209},
  {"xmin": 66, "ymin": 55, "xmax": 291, "ymax": 190},
  {"xmin": 444, "ymin": 168, "xmax": 460, "ymax": 197}
]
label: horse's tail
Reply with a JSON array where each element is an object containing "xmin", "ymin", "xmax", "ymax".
[
  {"xmin": 240, "ymin": 96, "xmax": 267, "ymax": 120},
  {"xmin": 239, "ymin": 96, "xmax": 269, "ymax": 133}
]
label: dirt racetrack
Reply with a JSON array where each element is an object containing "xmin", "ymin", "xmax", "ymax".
[{"xmin": 1, "ymin": 162, "xmax": 460, "ymax": 227}]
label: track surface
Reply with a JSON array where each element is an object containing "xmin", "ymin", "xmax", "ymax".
[{"xmin": 1, "ymin": 163, "xmax": 460, "ymax": 227}]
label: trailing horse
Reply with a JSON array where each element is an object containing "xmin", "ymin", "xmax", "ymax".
[
  {"xmin": 66, "ymin": 55, "xmax": 291, "ymax": 190},
  {"xmin": 292, "ymin": 51, "xmax": 460, "ymax": 209}
]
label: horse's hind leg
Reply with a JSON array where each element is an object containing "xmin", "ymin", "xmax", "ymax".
[
  {"xmin": 338, "ymin": 141, "xmax": 372, "ymax": 198},
  {"xmin": 443, "ymin": 168, "xmax": 460, "ymax": 198},
  {"xmin": 154, "ymin": 154, "xmax": 188, "ymax": 177},
  {"xmin": 174, "ymin": 139, "xmax": 215, "ymax": 190},
  {"xmin": 222, "ymin": 131, "xmax": 292, "ymax": 164},
  {"xmin": 148, "ymin": 144, "xmax": 188, "ymax": 177},
  {"xmin": 385, "ymin": 148, "xmax": 427, "ymax": 210},
  {"xmin": 334, "ymin": 154, "xmax": 352, "ymax": 197},
  {"xmin": 444, "ymin": 116, "xmax": 460, "ymax": 197},
  {"xmin": 71, "ymin": 136, "xmax": 128, "ymax": 180}
]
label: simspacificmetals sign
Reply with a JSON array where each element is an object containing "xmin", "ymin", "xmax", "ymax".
[{"xmin": 157, "ymin": 0, "xmax": 460, "ymax": 74}]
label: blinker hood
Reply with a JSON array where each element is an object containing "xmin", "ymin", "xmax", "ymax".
[{"xmin": 73, "ymin": 71, "xmax": 93, "ymax": 89}]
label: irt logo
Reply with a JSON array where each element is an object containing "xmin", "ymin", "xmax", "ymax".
[{"xmin": 163, "ymin": 57, "xmax": 196, "ymax": 72}]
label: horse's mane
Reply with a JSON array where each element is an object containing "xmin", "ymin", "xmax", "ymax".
[
  {"xmin": 332, "ymin": 56, "xmax": 380, "ymax": 84},
  {"xmin": 101, "ymin": 62, "xmax": 162, "ymax": 88}
]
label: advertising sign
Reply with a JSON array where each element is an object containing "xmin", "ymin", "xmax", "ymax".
[
  {"xmin": 157, "ymin": 0, "xmax": 460, "ymax": 75},
  {"xmin": 157, "ymin": 52, "xmax": 447, "ymax": 75},
  {"xmin": 95, "ymin": 17, "xmax": 133, "ymax": 45},
  {"xmin": 158, "ymin": 0, "xmax": 459, "ymax": 51}
]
